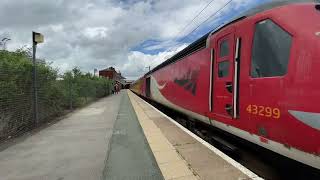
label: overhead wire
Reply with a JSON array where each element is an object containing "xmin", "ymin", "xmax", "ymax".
[
  {"xmin": 177, "ymin": 0, "xmax": 233, "ymax": 46},
  {"xmin": 167, "ymin": 0, "xmax": 233, "ymax": 53},
  {"xmin": 174, "ymin": 0, "xmax": 217, "ymax": 41},
  {"xmin": 152, "ymin": 0, "xmax": 234, "ymax": 73}
]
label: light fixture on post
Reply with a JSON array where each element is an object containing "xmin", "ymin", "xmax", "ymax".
[{"xmin": 32, "ymin": 31, "xmax": 44, "ymax": 124}]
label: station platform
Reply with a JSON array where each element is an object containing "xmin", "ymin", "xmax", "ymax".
[
  {"xmin": 127, "ymin": 91, "xmax": 261, "ymax": 180},
  {"xmin": 0, "ymin": 91, "xmax": 123, "ymax": 180},
  {"xmin": 0, "ymin": 90, "xmax": 261, "ymax": 180}
]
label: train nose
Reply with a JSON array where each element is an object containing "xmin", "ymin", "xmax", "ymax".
[{"xmin": 288, "ymin": 34, "xmax": 320, "ymax": 132}]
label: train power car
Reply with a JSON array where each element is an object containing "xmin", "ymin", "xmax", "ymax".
[{"xmin": 131, "ymin": 1, "xmax": 320, "ymax": 170}]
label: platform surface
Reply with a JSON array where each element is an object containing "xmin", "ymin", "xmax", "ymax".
[
  {"xmin": 128, "ymin": 91, "xmax": 198, "ymax": 180},
  {"xmin": 128, "ymin": 90, "xmax": 259, "ymax": 180},
  {"xmin": 0, "ymin": 90, "xmax": 259, "ymax": 180},
  {"xmin": 103, "ymin": 91, "xmax": 163, "ymax": 180},
  {"xmin": 0, "ymin": 94, "xmax": 123, "ymax": 180},
  {"xmin": 0, "ymin": 91, "xmax": 164, "ymax": 180}
]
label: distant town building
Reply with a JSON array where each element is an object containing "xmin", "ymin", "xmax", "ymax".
[
  {"xmin": 124, "ymin": 80, "xmax": 134, "ymax": 89},
  {"xmin": 99, "ymin": 66, "xmax": 126, "ymax": 87}
]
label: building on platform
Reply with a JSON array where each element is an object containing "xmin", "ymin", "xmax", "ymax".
[{"xmin": 99, "ymin": 66, "xmax": 126, "ymax": 88}]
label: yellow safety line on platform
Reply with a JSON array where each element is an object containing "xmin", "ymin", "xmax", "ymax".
[{"xmin": 127, "ymin": 90, "xmax": 199, "ymax": 180}]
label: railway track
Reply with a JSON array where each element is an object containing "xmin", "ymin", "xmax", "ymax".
[{"xmin": 145, "ymin": 98, "xmax": 320, "ymax": 180}]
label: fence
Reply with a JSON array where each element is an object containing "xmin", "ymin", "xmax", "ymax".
[{"xmin": 0, "ymin": 50, "xmax": 113, "ymax": 141}]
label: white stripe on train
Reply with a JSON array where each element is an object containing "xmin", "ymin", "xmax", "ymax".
[{"xmin": 148, "ymin": 75, "xmax": 320, "ymax": 170}]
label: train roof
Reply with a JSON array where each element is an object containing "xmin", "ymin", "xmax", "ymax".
[{"xmin": 144, "ymin": 0, "xmax": 317, "ymax": 76}]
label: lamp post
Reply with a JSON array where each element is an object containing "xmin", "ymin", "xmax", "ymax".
[
  {"xmin": 146, "ymin": 66, "xmax": 151, "ymax": 72},
  {"xmin": 32, "ymin": 31, "xmax": 44, "ymax": 124}
]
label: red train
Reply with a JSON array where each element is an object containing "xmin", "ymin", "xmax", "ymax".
[{"xmin": 131, "ymin": 1, "xmax": 320, "ymax": 169}]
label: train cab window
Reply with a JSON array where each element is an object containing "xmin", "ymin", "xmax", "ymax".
[
  {"xmin": 251, "ymin": 19, "xmax": 292, "ymax": 78},
  {"xmin": 218, "ymin": 61, "xmax": 229, "ymax": 78},
  {"xmin": 219, "ymin": 39, "xmax": 229, "ymax": 57}
]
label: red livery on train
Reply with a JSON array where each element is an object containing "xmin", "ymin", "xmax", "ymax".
[{"xmin": 131, "ymin": 1, "xmax": 320, "ymax": 169}]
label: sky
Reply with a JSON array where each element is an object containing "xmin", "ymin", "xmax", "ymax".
[{"xmin": 0, "ymin": 0, "xmax": 271, "ymax": 80}]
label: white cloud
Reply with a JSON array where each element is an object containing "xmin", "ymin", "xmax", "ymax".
[
  {"xmin": 83, "ymin": 27, "xmax": 109, "ymax": 39},
  {"xmin": 0, "ymin": 0, "xmax": 263, "ymax": 80},
  {"xmin": 50, "ymin": 24, "xmax": 64, "ymax": 32},
  {"xmin": 120, "ymin": 44, "xmax": 188, "ymax": 80}
]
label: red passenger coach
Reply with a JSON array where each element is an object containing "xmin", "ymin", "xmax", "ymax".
[{"xmin": 131, "ymin": 1, "xmax": 320, "ymax": 170}]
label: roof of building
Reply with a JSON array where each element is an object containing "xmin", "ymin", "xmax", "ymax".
[
  {"xmin": 99, "ymin": 66, "xmax": 127, "ymax": 80},
  {"xmin": 99, "ymin": 66, "xmax": 116, "ymax": 72}
]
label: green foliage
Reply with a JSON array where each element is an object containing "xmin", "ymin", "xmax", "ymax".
[
  {"xmin": 60, "ymin": 67, "xmax": 113, "ymax": 107},
  {"xmin": 0, "ymin": 49, "xmax": 113, "ymax": 139}
]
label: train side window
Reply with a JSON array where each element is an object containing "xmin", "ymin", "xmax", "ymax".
[
  {"xmin": 219, "ymin": 39, "xmax": 229, "ymax": 57},
  {"xmin": 218, "ymin": 61, "xmax": 229, "ymax": 78},
  {"xmin": 251, "ymin": 19, "xmax": 292, "ymax": 78}
]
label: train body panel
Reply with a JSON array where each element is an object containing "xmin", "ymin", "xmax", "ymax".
[
  {"xmin": 131, "ymin": 2, "xmax": 320, "ymax": 169},
  {"xmin": 152, "ymin": 48, "xmax": 211, "ymax": 117}
]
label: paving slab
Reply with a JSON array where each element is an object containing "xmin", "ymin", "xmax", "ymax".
[
  {"xmin": 128, "ymin": 91, "xmax": 199, "ymax": 180},
  {"xmin": 0, "ymin": 93, "xmax": 122, "ymax": 180},
  {"xmin": 103, "ymin": 91, "xmax": 164, "ymax": 180},
  {"xmin": 128, "ymin": 91, "xmax": 255, "ymax": 180}
]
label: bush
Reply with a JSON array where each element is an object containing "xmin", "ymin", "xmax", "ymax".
[
  {"xmin": 0, "ymin": 49, "xmax": 113, "ymax": 140},
  {"xmin": 60, "ymin": 67, "xmax": 113, "ymax": 108}
]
